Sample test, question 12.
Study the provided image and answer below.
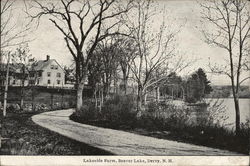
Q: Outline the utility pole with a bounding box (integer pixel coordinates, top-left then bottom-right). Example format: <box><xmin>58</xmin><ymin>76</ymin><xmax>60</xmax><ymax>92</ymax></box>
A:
<box><xmin>3</xmin><ymin>52</ymin><xmax>10</xmax><ymax>117</ymax></box>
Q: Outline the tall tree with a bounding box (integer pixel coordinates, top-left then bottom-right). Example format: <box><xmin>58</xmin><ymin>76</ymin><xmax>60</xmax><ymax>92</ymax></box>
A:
<box><xmin>200</xmin><ymin>0</ymin><xmax>250</xmax><ymax>134</ymax></box>
<box><xmin>126</xmin><ymin>0</ymin><xmax>177</xmax><ymax>114</ymax></box>
<box><xmin>124</xmin><ymin>0</ymin><xmax>189</xmax><ymax>114</ymax></box>
<box><xmin>184</xmin><ymin>68</ymin><xmax>212</xmax><ymax>103</ymax></box>
<box><xmin>196</xmin><ymin>68</ymin><xmax>213</xmax><ymax>96</ymax></box>
<box><xmin>95</xmin><ymin>38</ymin><xmax>120</xmax><ymax>97</ymax></box>
<box><xmin>1</xmin><ymin>0</ymin><xmax>31</xmax><ymax>116</ymax></box>
<box><xmin>12</xmin><ymin>44</ymin><xmax>34</xmax><ymax>110</ymax></box>
<box><xmin>116</xmin><ymin>37</ymin><xmax>137</xmax><ymax>94</ymax></box>
<box><xmin>29</xmin><ymin>0</ymin><xmax>133</xmax><ymax>111</ymax></box>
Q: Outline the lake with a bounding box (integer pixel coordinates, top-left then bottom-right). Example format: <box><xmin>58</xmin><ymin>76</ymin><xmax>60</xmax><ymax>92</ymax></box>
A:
<box><xmin>207</xmin><ymin>98</ymin><xmax>250</xmax><ymax>129</ymax></box>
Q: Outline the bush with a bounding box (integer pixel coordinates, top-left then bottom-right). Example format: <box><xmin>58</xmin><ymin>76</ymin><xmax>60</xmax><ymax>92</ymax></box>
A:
<box><xmin>101</xmin><ymin>94</ymin><xmax>137</xmax><ymax>126</ymax></box>
<box><xmin>146</xmin><ymin>101</ymin><xmax>160</xmax><ymax>113</ymax></box>
<box><xmin>7</xmin><ymin>104</ymin><xmax>20</xmax><ymax>113</ymax></box>
<box><xmin>71</xmin><ymin>99</ymin><xmax>100</xmax><ymax>122</ymax></box>
<box><xmin>70</xmin><ymin>95</ymin><xmax>137</xmax><ymax>129</ymax></box>
<box><xmin>137</xmin><ymin>102</ymin><xmax>192</xmax><ymax>131</ymax></box>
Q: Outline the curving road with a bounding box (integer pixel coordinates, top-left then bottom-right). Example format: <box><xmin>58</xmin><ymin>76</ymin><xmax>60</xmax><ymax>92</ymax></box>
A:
<box><xmin>32</xmin><ymin>109</ymin><xmax>240</xmax><ymax>155</ymax></box>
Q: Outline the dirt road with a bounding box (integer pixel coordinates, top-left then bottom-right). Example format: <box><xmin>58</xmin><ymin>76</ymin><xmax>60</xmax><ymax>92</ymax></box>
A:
<box><xmin>32</xmin><ymin>109</ymin><xmax>239</xmax><ymax>155</ymax></box>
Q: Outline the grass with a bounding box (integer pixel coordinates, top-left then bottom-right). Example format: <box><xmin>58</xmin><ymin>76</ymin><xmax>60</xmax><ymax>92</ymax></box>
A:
<box><xmin>0</xmin><ymin>111</ymin><xmax>112</xmax><ymax>155</ymax></box>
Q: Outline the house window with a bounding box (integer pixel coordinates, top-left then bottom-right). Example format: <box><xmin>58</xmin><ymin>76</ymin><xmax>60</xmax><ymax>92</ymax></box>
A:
<box><xmin>37</xmin><ymin>79</ymin><xmax>40</xmax><ymax>84</ymax></box>
<box><xmin>13</xmin><ymin>79</ymin><xmax>16</xmax><ymax>85</ymax></box>
<box><xmin>57</xmin><ymin>80</ymin><xmax>60</xmax><ymax>85</ymax></box>
<box><xmin>55</xmin><ymin>65</ymin><xmax>58</xmax><ymax>69</ymax></box>
<box><xmin>51</xmin><ymin>65</ymin><xmax>54</xmax><ymax>69</ymax></box>
<box><xmin>47</xmin><ymin>72</ymin><xmax>51</xmax><ymax>77</ymax></box>
<box><xmin>56</xmin><ymin>73</ymin><xmax>61</xmax><ymax>77</ymax></box>
<box><xmin>47</xmin><ymin>79</ymin><xmax>51</xmax><ymax>84</ymax></box>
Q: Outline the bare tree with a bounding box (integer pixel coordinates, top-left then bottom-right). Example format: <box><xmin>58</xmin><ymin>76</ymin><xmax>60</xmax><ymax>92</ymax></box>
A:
<box><xmin>87</xmin><ymin>48</ymin><xmax>103</xmax><ymax>109</ymax></box>
<box><xmin>125</xmin><ymin>0</ymin><xmax>180</xmax><ymax>115</ymax></box>
<box><xmin>12</xmin><ymin>44</ymin><xmax>34</xmax><ymax>110</ymax></box>
<box><xmin>1</xmin><ymin>0</ymin><xmax>31</xmax><ymax>116</ymax></box>
<box><xmin>1</xmin><ymin>0</ymin><xmax>30</xmax><ymax>49</ymax></box>
<box><xmin>95</xmin><ymin>38</ymin><xmax>120</xmax><ymax>97</ymax></box>
<box><xmin>91</xmin><ymin>36</ymin><xmax>137</xmax><ymax>96</ymax></box>
<box><xmin>28</xmin><ymin>0</ymin><xmax>133</xmax><ymax>111</ymax></box>
<box><xmin>2</xmin><ymin>52</ymin><xmax>11</xmax><ymax>117</ymax></box>
<box><xmin>115</xmin><ymin>37</ymin><xmax>137</xmax><ymax>94</ymax></box>
<box><xmin>200</xmin><ymin>0</ymin><xmax>250</xmax><ymax>134</ymax></box>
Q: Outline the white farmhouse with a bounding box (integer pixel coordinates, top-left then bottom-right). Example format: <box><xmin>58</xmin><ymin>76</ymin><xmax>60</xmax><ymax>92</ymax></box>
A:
<box><xmin>30</xmin><ymin>55</ymin><xmax>65</xmax><ymax>87</ymax></box>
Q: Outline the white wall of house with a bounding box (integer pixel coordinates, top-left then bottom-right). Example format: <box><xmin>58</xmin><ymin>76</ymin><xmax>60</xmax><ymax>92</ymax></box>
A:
<box><xmin>37</xmin><ymin>60</ymin><xmax>65</xmax><ymax>87</ymax></box>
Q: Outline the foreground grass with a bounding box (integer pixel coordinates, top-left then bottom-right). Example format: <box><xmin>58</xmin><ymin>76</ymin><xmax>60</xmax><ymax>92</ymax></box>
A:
<box><xmin>0</xmin><ymin>111</ymin><xmax>111</xmax><ymax>155</ymax></box>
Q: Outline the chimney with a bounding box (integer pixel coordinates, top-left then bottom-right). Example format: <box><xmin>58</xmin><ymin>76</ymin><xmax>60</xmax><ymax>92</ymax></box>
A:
<box><xmin>46</xmin><ymin>55</ymin><xmax>50</xmax><ymax>61</ymax></box>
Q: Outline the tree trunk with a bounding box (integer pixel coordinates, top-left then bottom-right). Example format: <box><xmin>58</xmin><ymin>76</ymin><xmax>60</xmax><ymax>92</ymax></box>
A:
<box><xmin>123</xmin><ymin>76</ymin><xmax>128</xmax><ymax>95</ymax></box>
<box><xmin>234</xmin><ymin>94</ymin><xmax>240</xmax><ymax>135</ymax></box>
<box><xmin>76</xmin><ymin>80</ymin><xmax>84</xmax><ymax>111</ymax></box>
<box><xmin>31</xmin><ymin>86</ymin><xmax>35</xmax><ymax>111</ymax></box>
<box><xmin>3</xmin><ymin>53</ymin><xmax>10</xmax><ymax>117</ymax></box>
<box><xmin>101</xmin><ymin>87</ymin><xmax>104</xmax><ymax>106</ymax></box>
<box><xmin>20</xmin><ymin>93</ymin><xmax>24</xmax><ymax>109</ymax></box>
<box><xmin>94</xmin><ymin>88</ymin><xmax>98</xmax><ymax>109</ymax></box>
<box><xmin>113</xmin><ymin>71</ymin><xmax>118</xmax><ymax>94</ymax></box>
<box><xmin>20</xmin><ymin>80</ymin><xmax>25</xmax><ymax>110</ymax></box>
<box><xmin>76</xmin><ymin>66</ymin><xmax>88</xmax><ymax>111</ymax></box>
<box><xmin>156</xmin><ymin>87</ymin><xmax>160</xmax><ymax>102</ymax></box>
<box><xmin>98</xmin><ymin>85</ymin><xmax>102</xmax><ymax>112</ymax></box>
<box><xmin>144</xmin><ymin>90</ymin><xmax>147</xmax><ymax>105</ymax></box>
<box><xmin>136</xmin><ymin>84</ymin><xmax>143</xmax><ymax>117</ymax></box>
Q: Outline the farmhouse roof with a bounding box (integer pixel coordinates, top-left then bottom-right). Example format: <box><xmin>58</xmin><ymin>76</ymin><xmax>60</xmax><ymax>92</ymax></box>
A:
<box><xmin>32</xmin><ymin>59</ymin><xmax>53</xmax><ymax>71</ymax></box>
<box><xmin>32</xmin><ymin>58</ymin><xmax>64</xmax><ymax>72</ymax></box>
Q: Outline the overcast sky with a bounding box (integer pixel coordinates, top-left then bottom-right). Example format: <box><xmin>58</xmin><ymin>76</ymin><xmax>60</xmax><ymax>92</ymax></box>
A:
<box><xmin>5</xmin><ymin>0</ymin><xmax>250</xmax><ymax>86</ymax></box>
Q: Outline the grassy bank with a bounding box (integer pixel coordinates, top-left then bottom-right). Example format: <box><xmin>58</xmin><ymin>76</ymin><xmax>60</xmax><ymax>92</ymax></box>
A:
<box><xmin>0</xmin><ymin>111</ymin><xmax>111</xmax><ymax>155</ymax></box>
<box><xmin>70</xmin><ymin>95</ymin><xmax>250</xmax><ymax>155</ymax></box>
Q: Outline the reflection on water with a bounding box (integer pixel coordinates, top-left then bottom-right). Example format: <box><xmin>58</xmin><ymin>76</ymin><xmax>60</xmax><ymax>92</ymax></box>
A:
<box><xmin>207</xmin><ymin>98</ymin><xmax>250</xmax><ymax>129</ymax></box>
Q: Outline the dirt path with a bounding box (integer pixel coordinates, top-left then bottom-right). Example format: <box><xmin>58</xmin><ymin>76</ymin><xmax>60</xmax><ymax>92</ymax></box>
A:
<box><xmin>32</xmin><ymin>109</ymin><xmax>240</xmax><ymax>155</ymax></box>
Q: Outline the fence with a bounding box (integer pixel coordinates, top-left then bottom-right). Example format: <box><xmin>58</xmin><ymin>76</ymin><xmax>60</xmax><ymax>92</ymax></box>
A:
<box><xmin>0</xmin><ymin>86</ymin><xmax>91</xmax><ymax>111</ymax></box>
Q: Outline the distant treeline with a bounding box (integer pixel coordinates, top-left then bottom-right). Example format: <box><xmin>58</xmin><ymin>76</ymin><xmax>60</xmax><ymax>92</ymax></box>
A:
<box><xmin>206</xmin><ymin>85</ymin><xmax>250</xmax><ymax>98</ymax></box>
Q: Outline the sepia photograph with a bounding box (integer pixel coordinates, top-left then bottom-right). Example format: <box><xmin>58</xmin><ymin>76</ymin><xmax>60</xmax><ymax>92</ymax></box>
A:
<box><xmin>0</xmin><ymin>0</ymin><xmax>249</xmax><ymax>165</ymax></box>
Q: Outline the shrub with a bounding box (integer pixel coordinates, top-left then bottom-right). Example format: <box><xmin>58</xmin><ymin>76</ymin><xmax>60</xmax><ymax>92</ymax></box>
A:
<box><xmin>138</xmin><ymin>102</ymin><xmax>192</xmax><ymax>131</ymax></box>
<box><xmin>72</xmin><ymin>99</ymin><xmax>100</xmax><ymax>122</ymax></box>
<box><xmin>238</xmin><ymin>119</ymin><xmax>250</xmax><ymax>139</ymax></box>
<box><xmin>101</xmin><ymin>94</ymin><xmax>137</xmax><ymax>126</ymax></box>
<box><xmin>146</xmin><ymin>101</ymin><xmax>160</xmax><ymax>113</ymax></box>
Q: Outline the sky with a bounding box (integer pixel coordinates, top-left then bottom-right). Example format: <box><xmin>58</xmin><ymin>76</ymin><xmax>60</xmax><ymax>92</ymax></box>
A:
<box><xmin>3</xmin><ymin>0</ymin><xmax>250</xmax><ymax>86</ymax></box>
